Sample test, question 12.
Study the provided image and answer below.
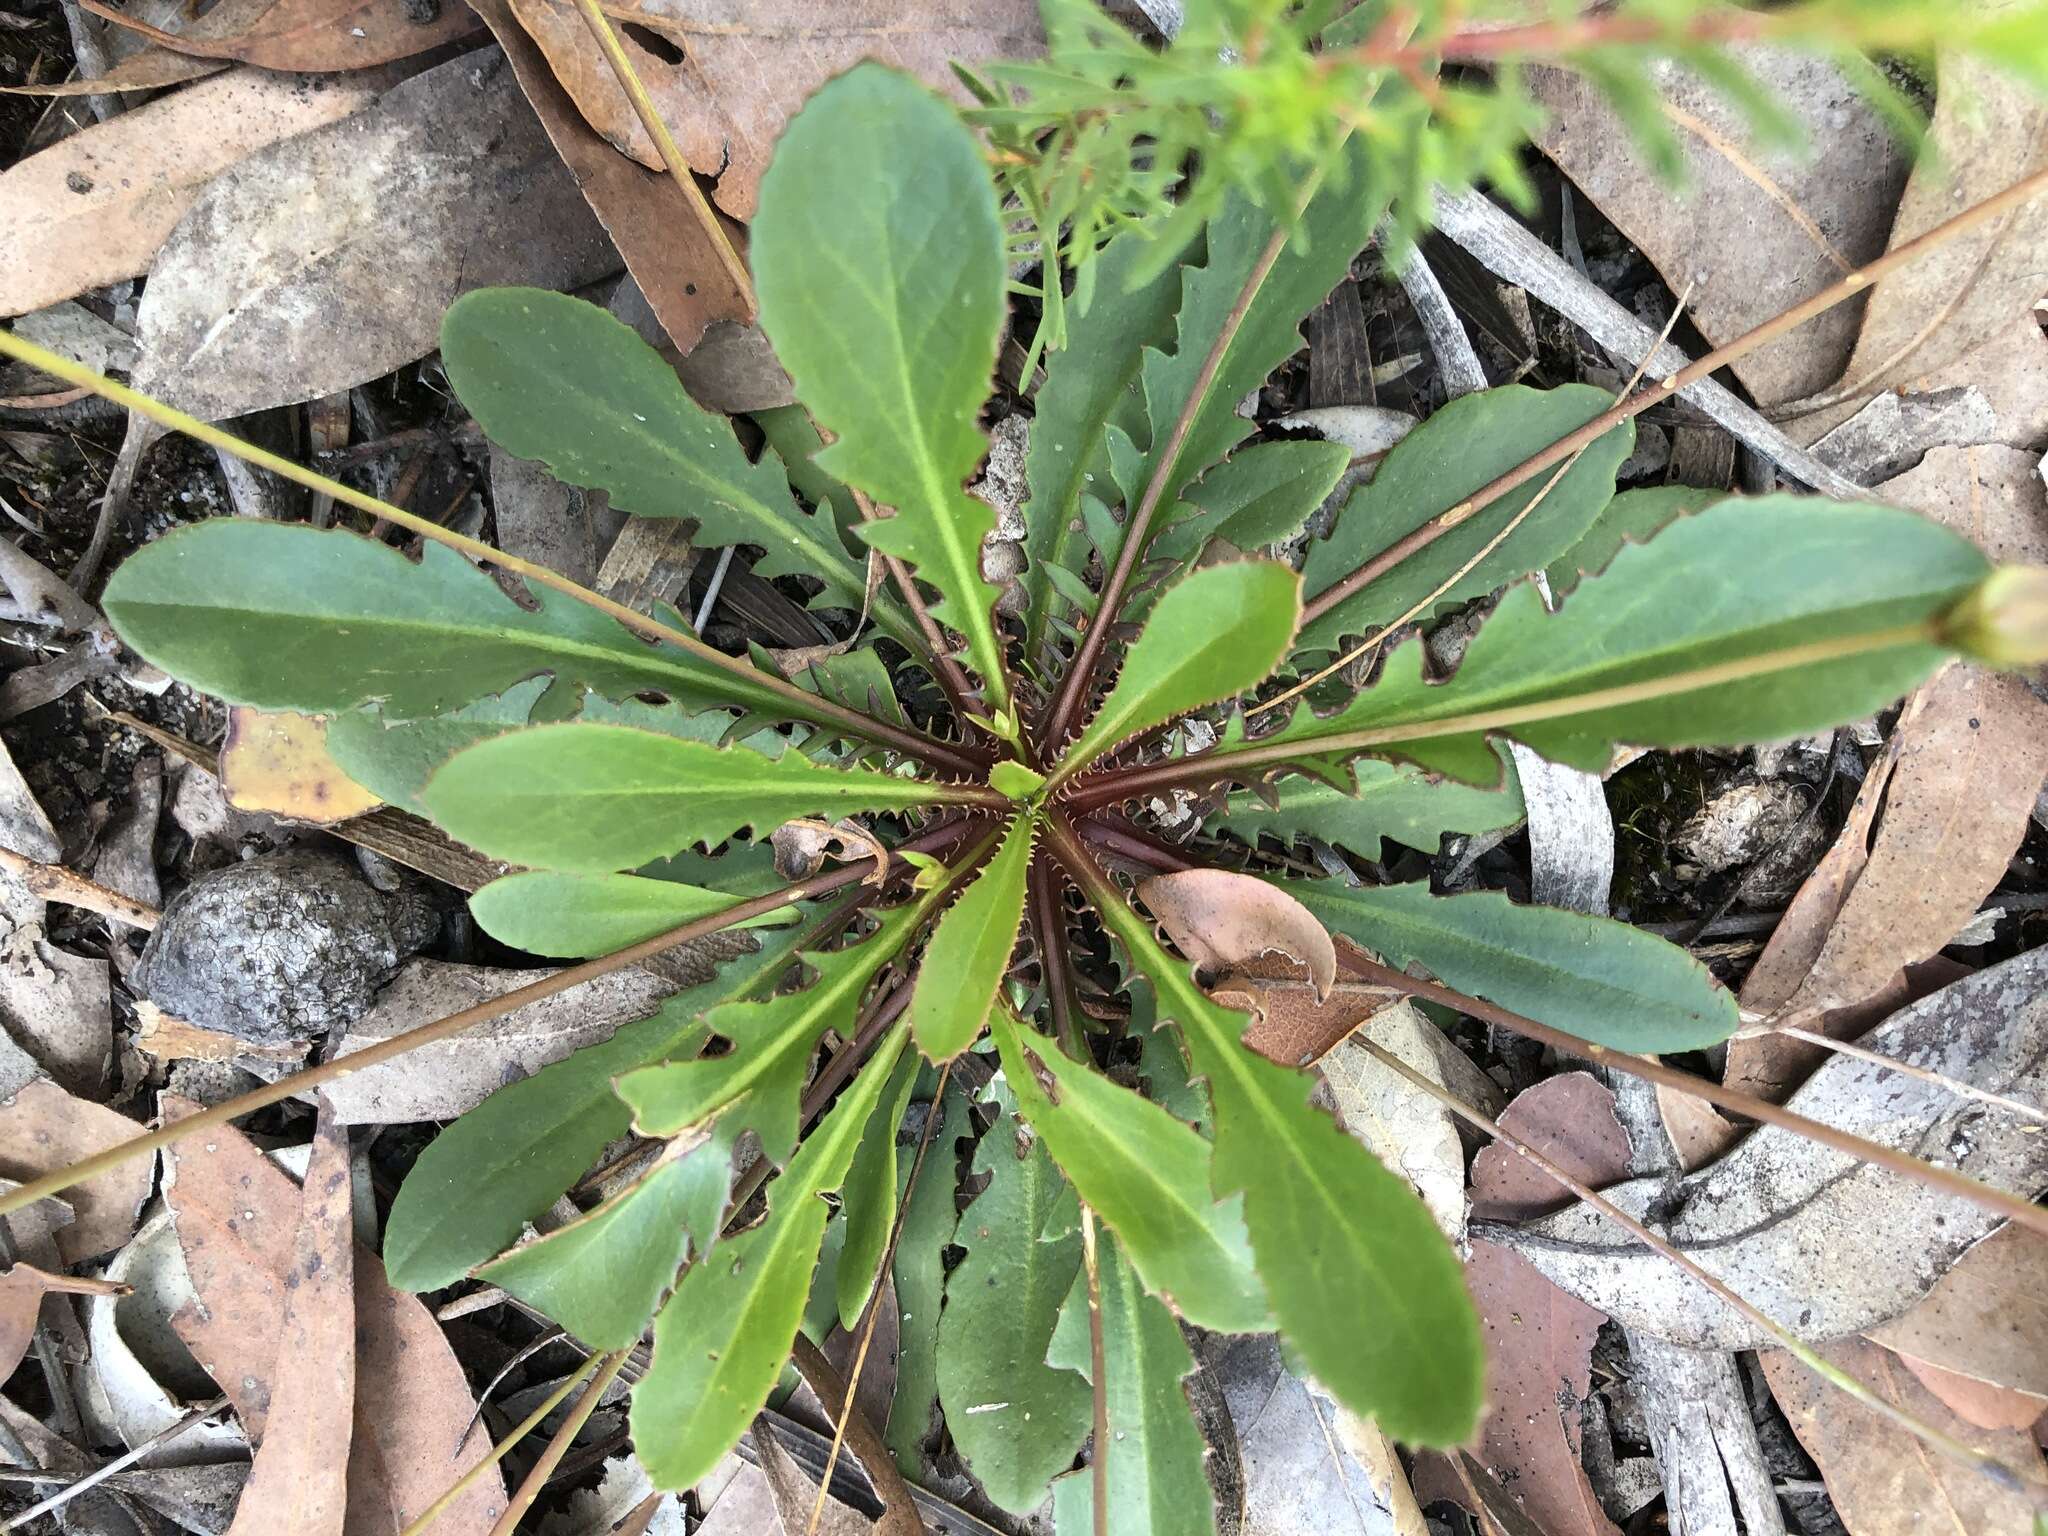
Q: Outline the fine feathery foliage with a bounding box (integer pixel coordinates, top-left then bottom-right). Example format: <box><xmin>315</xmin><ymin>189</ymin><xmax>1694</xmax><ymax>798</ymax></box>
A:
<box><xmin>86</xmin><ymin>57</ymin><xmax>2048</xmax><ymax>1534</ymax></box>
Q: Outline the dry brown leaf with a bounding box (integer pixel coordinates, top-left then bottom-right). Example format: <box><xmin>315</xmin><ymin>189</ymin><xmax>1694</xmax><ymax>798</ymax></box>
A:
<box><xmin>161</xmin><ymin>1099</ymin><xmax>507</xmax><ymax>1533</ymax></box>
<box><xmin>0</xmin><ymin>1078</ymin><xmax>150</xmax><ymax>1263</ymax></box>
<box><xmin>0</xmin><ymin>1258</ymin><xmax>121</xmax><ymax>1386</ymax></box>
<box><xmin>0</xmin><ymin>47</ymin><xmax>225</xmax><ymax>95</ymax></box>
<box><xmin>220</xmin><ymin>709</ymin><xmax>382</xmax><ymax>825</ymax></box>
<box><xmin>1894</xmin><ymin>1356</ymin><xmax>2046</xmax><ymax>1434</ymax></box>
<box><xmin>1881</xmin><ymin>443</ymin><xmax>2048</xmax><ymax>565</ymax></box>
<box><xmin>81</xmin><ymin>0</ymin><xmax>480</xmax><ymax>72</ymax></box>
<box><xmin>1651</xmin><ymin>1083</ymin><xmax>1738</xmax><ymax>1172</ymax></box>
<box><xmin>1316</xmin><ymin>1001</ymin><xmax>1469</xmax><ymax>1242</ymax></box>
<box><xmin>504</xmin><ymin>0</ymin><xmax>1041</xmax><ymax>217</ymax></box>
<box><xmin>1415</xmin><ymin>1073</ymin><xmax>1629</xmax><ymax>1536</ymax></box>
<box><xmin>1774</xmin><ymin>665</ymin><xmax>2048</xmax><ymax>1024</ymax></box>
<box><xmin>1530</xmin><ymin>47</ymin><xmax>1906</xmax><ymax>406</ymax></box>
<box><xmin>469</xmin><ymin>0</ymin><xmax>751</xmax><ymax>357</ymax></box>
<box><xmin>1760</xmin><ymin>1337</ymin><xmax>2047</xmax><ymax>1536</ymax></box>
<box><xmin>771</xmin><ymin>817</ymin><xmax>890</xmax><ymax>884</ymax></box>
<box><xmin>1212</xmin><ymin>968</ymin><xmax>1402</xmax><ymax>1067</ymax></box>
<box><xmin>1788</xmin><ymin>35</ymin><xmax>2048</xmax><ymax>431</ymax></box>
<box><xmin>0</xmin><ymin>66</ymin><xmax>391</xmax><ymax>320</ymax></box>
<box><xmin>1868</xmin><ymin>1224</ymin><xmax>2048</xmax><ymax>1427</ymax></box>
<box><xmin>1138</xmin><ymin>869</ymin><xmax>1337</xmax><ymax>1000</ymax></box>
<box><xmin>224</xmin><ymin>1104</ymin><xmax>355</xmax><ymax>1536</ymax></box>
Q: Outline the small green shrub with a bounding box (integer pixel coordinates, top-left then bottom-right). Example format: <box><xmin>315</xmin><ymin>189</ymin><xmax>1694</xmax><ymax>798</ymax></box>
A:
<box><xmin>99</xmin><ymin>60</ymin><xmax>2034</xmax><ymax>1529</ymax></box>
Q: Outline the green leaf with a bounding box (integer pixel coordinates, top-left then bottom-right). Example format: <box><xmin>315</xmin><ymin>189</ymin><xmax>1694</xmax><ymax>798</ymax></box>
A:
<box><xmin>440</xmin><ymin>288</ymin><xmax>906</xmax><ymax>644</ymax></box>
<box><xmin>632</xmin><ymin>1027</ymin><xmax>912</xmax><ymax>1491</ymax></box>
<box><xmin>421</xmin><ymin>723</ymin><xmax>976</xmax><ymax>874</ymax></box>
<box><xmin>1543</xmin><ymin>484</ymin><xmax>1724</xmax><ymax>597</ymax></box>
<box><xmin>908</xmin><ymin>814</ymin><xmax>1035</xmax><ymax>1061</ymax></box>
<box><xmin>102</xmin><ymin>521</ymin><xmax>801</xmax><ymax>724</ymax></box>
<box><xmin>752</xmin><ymin>404</ymin><xmax>862</xmax><ymax>539</ymax></box>
<box><xmin>616</xmin><ymin>897</ymin><xmax>928</xmax><ymax>1163</ymax></box>
<box><xmin>467</xmin><ymin>871</ymin><xmax>794</xmax><ymax>959</ymax></box>
<box><xmin>325</xmin><ymin>678</ymin><xmax>550</xmax><ymax>815</ymax></box>
<box><xmin>1297</xmin><ymin>384</ymin><xmax>1634</xmax><ymax>651</ymax></box>
<box><xmin>834</xmin><ymin>1048</ymin><xmax>919</xmax><ymax>1331</ymax></box>
<box><xmin>383</xmin><ymin>924</ymin><xmax>809</xmax><ymax>1291</ymax></box>
<box><xmin>937</xmin><ymin>1087</ymin><xmax>1092</xmax><ymax>1515</ymax></box>
<box><xmin>1132</xmin><ymin>139</ymin><xmax>1384</xmax><ymax>519</ymax></box>
<box><xmin>753</xmin><ymin>63</ymin><xmax>1012</xmax><ymax>714</ymax></box>
<box><xmin>1021</xmin><ymin>227</ymin><xmax>1187</xmax><ymax>665</ymax></box>
<box><xmin>1058</xmin><ymin>560</ymin><xmax>1302</xmax><ymax>777</ymax></box>
<box><xmin>1048</xmin><ymin>1234</ymin><xmax>1217</xmax><ymax>1536</ymax></box>
<box><xmin>1287</xmin><ymin>879</ymin><xmax>1737</xmax><ymax>1051</ymax></box>
<box><xmin>1093</xmin><ymin>888</ymin><xmax>1483</xmax><ymax>1446</ymax></box>
<box><xmin>1229</xmin><ymin>498</ymin><xmax>1992</xmax><ymax>786</ymax></box>
<box><xmin>1154</xmin><ymin>437</ymin><xmax>1352</xmax><ymax>563</ymax></box>
<box><xmin>477</xmin><ymin>1129</ymin><xmax>739</xmax><ymax>1348</ymax></box>
<box><xmin>886</xmin><ymin>1076</ymin><xmax>973</xmax><ymax>1478</ymax></box>
<box><xmin>1212</xmin><ymin>750</ymin><xmax>1526</xmax><ymax>861</ymax></box>
<box><xmin>991</xmin><ymin>1009</ymin><xmax>1268</xmax><ymax>1333</ymax></box>
<box><xmin>991</xmin><ymin>760</ymin><xmax>1047</xmax><ymax>800</ymax></box>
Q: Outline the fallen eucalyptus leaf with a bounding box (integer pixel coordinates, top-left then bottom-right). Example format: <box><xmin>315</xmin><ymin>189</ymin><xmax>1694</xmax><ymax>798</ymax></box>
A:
<box><xmin>1139</xmin><ymin>869</ymin><xmax>1336</xmax><ymax>1001</ymax></box>
<box><xmin>1479</xmin><ymin>949</ymin><xmax>2048</xmax><ymax>1350</ymax></box>
<box><xmin>1317</xmin><ymin>1001</ymin><xmax>1469</xmax><ymax>1243</ymax></box>
<box><xmin>134</xmin><ymin>48</ymin><xmax>616</xmax><ymax>420</ymax></box>
<box><xmin>1866</xmin><ymin>1223</ymin><xmax>2048</xmax><ymax>1421</ymax></box>
<box><xmin>0</xmin><ymin>1078</ymin><xmax>149</xmax><ymax>1263</ymax></box>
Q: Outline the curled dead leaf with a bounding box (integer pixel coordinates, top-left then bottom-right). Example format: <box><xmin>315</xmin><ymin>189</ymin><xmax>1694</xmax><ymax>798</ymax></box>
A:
<box><xmin>1139</xmin><ymin>869</ymin><xmax>1337</xmax><ymax>1001</ymax></box>
<box><xmin>771</xmin><ymin>818</ymin><xmax>890</xmax><ymax>885</ymax></box>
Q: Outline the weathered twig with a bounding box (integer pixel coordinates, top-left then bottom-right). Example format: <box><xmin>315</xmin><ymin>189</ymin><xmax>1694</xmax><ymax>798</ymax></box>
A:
<box><xmin>0</xmin><ymin>846</ymin><xmax>157</xmax><ymax>929</ymax></box>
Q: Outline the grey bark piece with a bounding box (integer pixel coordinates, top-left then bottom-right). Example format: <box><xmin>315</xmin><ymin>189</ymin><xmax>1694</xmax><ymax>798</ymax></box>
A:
<box><xmin>1481</xmin><ymin>947</ymin><xmax>2048</xmax><ymax>1351</ymax></box>
<box><xmin>489</xmin><ymin>446</ymin><xmax>624</xmax><ymax>591</ymax></box>
<box><xmin>1391</xmin><ymin>237</ymin><xmax>1489</xmax><ymax>398</ymax></box>
<box><xmin>1809</xmin><ymin>387</ymin><xmax>1999</xmax><ymax>486</ymax></box>
<box><xmin>1508</xmin><ymin>744</ymin><xmax>1612</xmax><ymax>917</ymax></box>
<box><xmin>1429</xmin><ymin>190</ymin><xmax>1865</xmax><ymax>501</ymax></box>
<box><xmin>314</xmin><ymin>957</ymin><xmax>677</xmax><ymax>1124</ymax></box>
<box><xmin>136</xmin><ymin>851</ymin><xmax>439</xmax><ymax>1046</ymax></box>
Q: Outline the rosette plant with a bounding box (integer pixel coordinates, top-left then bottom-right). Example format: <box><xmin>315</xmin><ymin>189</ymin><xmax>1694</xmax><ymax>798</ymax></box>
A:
<box><xmin>43</xmin><ymin>58</ymin><xmax>2044</xmax><ymax>1535</ymax></box>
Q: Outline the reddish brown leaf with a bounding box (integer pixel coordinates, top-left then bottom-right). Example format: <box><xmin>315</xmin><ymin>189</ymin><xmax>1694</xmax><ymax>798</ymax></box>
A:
<box><xmin>1867</xmin><ymin>1224</ymin><xmax>2048</xmax><ymax>1430</ymax></box>
<box><xmin>225</xmin><ymin>1104</ymin><xmax>355</xmax><ymax>1536</ymax></box>
<box><xmin>0</xmin><ymin>1079</ymin><xmax>151</xmax><ymax>1264</ymax></box>
<box><xmin>1212</xmin><ymin>967</ymin><xmax>1405</xmax><ymax>1068</ymax></box>
<box><xmin>1138</xmin><ymin>869</ymin><xmax>1337</xmax><ymax>1000</ymax></box>
<box><xmin>467</xmin><ymin>0</ymin><xmax>752</xmax><ymax>357</ymax></box>
<box><xmin>1417</xmin><ymin>1073</ymin><xmax>1630</xmax><ymax>1536</ymax></box>
<box><xmin>1761</xmin><ymin>1338</ymin><xmax>2047</xmax><ymax>1536</ymax></box>
<box><xmin>80</xmin><ymin>0</ymin><xmax>480</xmax><ymax>72</ymax></box>
<box><xmin>0</xmin><ymin>1257</ymin><xmax>123</xmax><ymax>1386</ymax></box>
<box><xmin>502</xmin><ymin>0</ymin><xmax>1041</xmax><ymax>218</ymax></box>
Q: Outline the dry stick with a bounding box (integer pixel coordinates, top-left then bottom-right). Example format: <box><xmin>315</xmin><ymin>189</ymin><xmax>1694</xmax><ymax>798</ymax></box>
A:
<box><xmin>400</xmin><ymin>1355</ymin><xmax>603</xmax><ymax>1536</ymax></box>
<box><xmin>1039</xmin><ymin>138</ymin><xmax>1351</xmax><ymax>756</ymax></box>
<box><xmin>1065</xmin><ymin>620</ymin><xmax>1943</xmax><ymax>809</ymax></box>
<box><xmin>1350</xmin><ymin>1037</ymin><xmax>2048</xmax><ymax>1501</ymax></box>
<box><xmin>785</xmin><ymin>1335</ymin><xmax>921</xmax><ymax>1534</ymax></box>
<box><xmin>1251</xmin><ymin>280</ymin><xmax>1695</xmax><ymax>722</ymax></box>
<box><xmin>1050</xmin><ymin>812</ymin><xmax>2048</xmax><ymax>1238</ymax></box>
<box><xmin>0</xmin><ymin>822</ymin><xmax>982</xmax><ymax>1225</ymax></box>
<box><xmin>1334</xmin><ymin>946</ymin><xmax>2048</xmax><ymax>1240</ymax></box>
<box><xmin>803</xmin><ymin>1054</ymin><xmax>955</xmax><ymax>1536</ymax></box>
<box><xmin>1078</xmin><ymin>1206</ymin><xmax>1109</xmax><ymax>1536</ymax></box>
<box><xmin>1300</xmin><ymin>162</ymin><xmax>2048</xmax><ymax>629</ymax></box>
<box><xmin>0</xmin><ymin>333</ymin><xmax>993</xmax><ymax>782</ymax></box>
<box><xmin>1746</xmin><ymin>1020</ymin><xmax>2048</xmax><ymax>1127</ymax></box>
<box><xmin>571</xmin><ymin>0</ymin><xmax>754</xmax><ymax>317</ymax></box>
<box><xmin>484</xmin><ymin>1350</ymin><xmax>631</xmax><ymax>1536</ymax></box>
<box><xmin>0</xmin><ymin>846</ymin><xmax>157</xmax><ymax>928</ymax></box>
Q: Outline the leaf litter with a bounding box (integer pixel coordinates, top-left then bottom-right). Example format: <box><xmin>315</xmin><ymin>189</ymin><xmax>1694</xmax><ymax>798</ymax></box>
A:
<box><xmin>3</xmin><ymin>8</ymin><xmax>2048</xmax><ymax>1533</ymax></box>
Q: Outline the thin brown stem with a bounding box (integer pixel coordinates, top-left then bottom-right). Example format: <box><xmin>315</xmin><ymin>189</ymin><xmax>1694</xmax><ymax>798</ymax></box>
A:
<box><xmin>0</xmin><ymin>332</ymin><xmax>988</xmax><ymax>779</ymax></box>
<box><xmin>1030</xmin><ymin>853</ymin><xmax>1083</xmax><ymax>1054</ymax></box>
<box><xmin>1352</xmin><ymin>1036</ymin><xmax>2047</xmax><ymax>1498</ymax></box>
<box><xmin>401</xmin><ymin>1356</ymin><xmax>601</xmax><ymax>1536</ymax></box>
<box><xmin>0</xmin><ymin>819</ymin><xmax>983</xmax><ymax>1225</ymax></box>
<box><xmin>1040</xmin><ymin>138</ymin><xmax>1350</xmax><ymax>755</ymax></box>
<box><xmin>804</xmin><ymin>1057</ymin><xmax>954</xmax><ymax>1536</ymax></box>
<box><xmin>786</xmin><ymin>1335</ymin><xmax>921</xmax><ymax>1536</ymax></box>
<box><xmin>570</xmin><ymin>0</ymin><xmax>754</xmax><ymax>316</ymax></box>
<box><xmin>1336</xmin><ymin>947</ymin><xmax>2048</xmax><ymax>1240</ymax></box>
<box><xmin>484</xmin><ymin>1351</ymin><xmax>630</xmax><ymax>1536</ymax></box>
<box><xmin>1298</xmin><ymin>163</ymin><xmax>2048</xmax><ymax>629</ymax></box>
<box><xmin>1080</xmin><ymin>1206</ymin><xmax>1110</xmax><ymax>1536</ymax></box>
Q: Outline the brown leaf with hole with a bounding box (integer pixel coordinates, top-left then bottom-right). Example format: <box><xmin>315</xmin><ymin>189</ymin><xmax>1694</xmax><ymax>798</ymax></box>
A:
<box><xmin>80</xmin><ymin>0</ymin><xmax>481</xmax><ymax>72</ymax></box>
<box><xmin>469</xmin><ymin>0</ymin><xmax>751</xmax><ymax>357</ymax></box>
<box><xmin>1867</xmin><ymin>1224</ymin><xmax>2048</xmax><ymax>1431</ymax></box>
<box><xmin>1530</xmin><ymin>47</ymin><xmax>1906</xmax><ymax>406</ymax></box>
<box><xmin>221</xmin><ymin>709</ymin><xmax>382</xmax><ymax>825</ymax></box>
<box><xmin>224</xmin><ymin>1103</ymin><xmax>355</xmax><ymax>1536</ymax></box>
<box><xmin>160</xmin><ymin>1098</ymin><xmax>506</xmax><ymax>1531</ymax></box>
<box><xmin>1414</xmin><ymin>1072</ymin><xmax>1629</xmax><ymax>1536</ymax></box>
<box><xmin>0</xmin><ymin>65</ymin><xmax>392</xmax><ymax>320</ymax></box>
<box><xmin>0</xmin><ymin>1079</ymin><xmax>150</xmax><ymax>1264</ymax></box>
<box><xmin>503</xmin><ymin>0</ymin><xmax>1042</xmax><ymax>218</ymax></box>
<box><xmin>1138</xmin><ymin>869</ymin><xmax>1337</xmax><ymax>1001</ymax></box>
<box><xmin>1785</xmin><ymin>34</ymin><xmax>2048</xmax><ymax>435</ymax></box>
<box><xmin>1760</xmin><ymin>1337</ymin><xmax>2046</xmax><ymax>1536</ymax></box>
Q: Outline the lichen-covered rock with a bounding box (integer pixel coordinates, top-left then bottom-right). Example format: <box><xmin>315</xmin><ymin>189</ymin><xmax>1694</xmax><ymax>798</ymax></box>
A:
<box><xmin>137</xmin><ymin>851</ymin><xmax>439</xmax><ymax>1046</ymax></box>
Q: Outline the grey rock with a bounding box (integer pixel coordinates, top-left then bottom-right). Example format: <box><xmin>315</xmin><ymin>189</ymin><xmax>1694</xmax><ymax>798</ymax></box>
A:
<box><xmin>136</xmin><ymin>851</ymin><xmax>438</xmax><ymax>1046</ymax></box>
